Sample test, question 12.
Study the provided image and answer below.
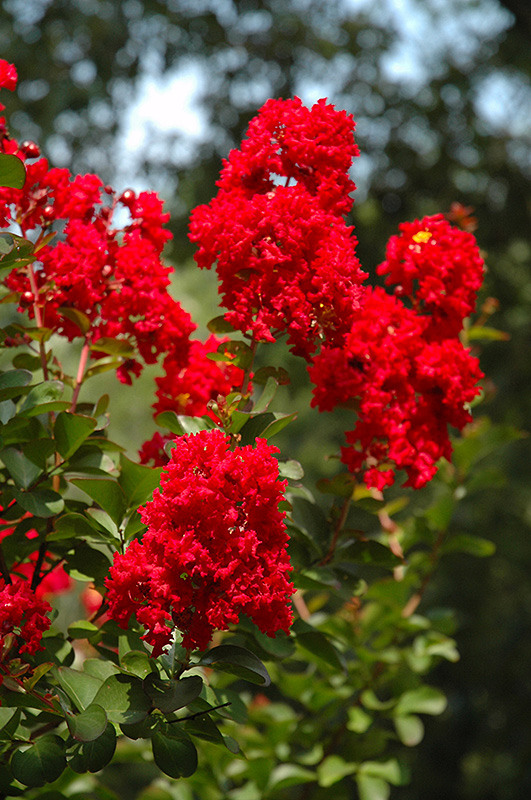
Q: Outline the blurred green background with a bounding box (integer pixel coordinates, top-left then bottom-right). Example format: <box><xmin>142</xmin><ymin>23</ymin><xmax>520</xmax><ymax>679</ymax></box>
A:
<box><xmin>1</xmin><ymin>0</ymin><xmax>530</xmax><ymax>796</ymax></box>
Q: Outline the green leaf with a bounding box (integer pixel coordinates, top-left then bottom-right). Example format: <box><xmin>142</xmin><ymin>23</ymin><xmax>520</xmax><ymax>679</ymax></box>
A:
<box><xmin>64</xmin><ymin>542</ymin><xmax>111</xmax><ymax>583</ymax></box>
<box><xmin>336</xmin><ymin>539</ymin><xmax>401</xmax><ymax>569</ymax></box>
<box><xmin>358</xmin><ymin>760</ymin><xmax>403</xmax><ymax>785</ymax></box>
<box><xmin>11</xmin><ymin>487</ymin><xmax>64</xmax><ymax>518</ymax></box>
<box><xmin>69</xmin><ymin>477</ymin><xmax>126</xmax><ymax>525</ymax></box>
<box><xmin>18</xmin><ymin>381</ymin><xmax>64</xmax><ymax>416</ymax></box>
<box><xmin>252</xmin><ymin>366</ymin><xmax>290</xmax><ymax>386</ymax></box>
<box><xmin>239</xmin><ymin>411</ymin><xmax>297</xmax><ymax>446</ymax></box>
<box><xmin>317</xmin><ymin>756</ymin><xmax>357</xmax><ymax>787</ymax></box>
<box><xmin>206</xmin><ymin>315</ymin><xmax>235</xmax><ymax>334</ymax></box>
<box><xmin>212</xmin><ymin>339</ymin><xmax>253</xmax><ymax>369</ymax></box>
<box><xmin>184</xmin><ymin>714</ymin><xmax>225</xmax><ymax>746</ymax></box>
<box><xmin>347</xmin><ymin>706</ymin><xmax>373</xmax><ymax>734</ymax></box>
<box><xmin>278</xmin><ymin>459</ymin><xmax>304</xmax><ymax>480</ymax></box>
<box><xmin>58</xmin><ymin>307</ymin><xmax>91</xmax><ymax>335</ymax></box>
<box><xmin>48</xmin><ymin>512</ymin><xmax>104</xmax><ymax>542</ymax></box>
<box><xmin>92</xmin><ymin>673</ymin><xmax>151</xmax><ymax>724</ymax></box>
<box><xmin>0</xmin><ymin>369</ymin><xmax>33</xmax><ymax>398</ymax></box>
<box><xmin>152</xmin><ymin>731</ymin><xmax>198</xmax><ymax>779</ymax></box>
<box><xmin>394</xmin><ymin>715</ymin><xmax>424</xmax><ymax>746</ymax></box>
<box><xmin>317</xmin><ymin>473</ymin><xmax>356</xmax><ymax>498</ymax></box>
<box><xmin>294</xmin><ymin>627</ymin><xmax>345</xmax><ymax>672</ymax></box>
<box><xmin>394</xmin><ymin>686</ymin><xmax>447</xmax><ymax>717</ymax></box>
<box><xmin>53</xmin><ymin>666</ymin><xmax>103</xmax><ymax>711</ymax></box>
<box><xmin>0</xmin><ymin>447</ymin><xmax>43</xmax><ymax>488</ymax></box>
<box><xmin>67</xmin><ymin>620</ymin><xmax>100</xmax><ymax>640</ymax></box>
<box><xmin>0</xmin><ymin>153</ymin><xmax>26</xmax><ymax>189</ymax></box>
<box><xmin>467</xmin><ymin>325</ymin><xmax>510</xmax><ymax>341</ymax></box>
<box><xmin>0</xmin><ymin>233</ymin><xmax>35</xmax><ymax>277</ymax></box>
<box><xmin>268</xmin><ymin>764</ymin><xmax>315</xmax><ymax>791</ymax></box>
<box><xmin>69</xmin><ymin>723</ymin><xmax>116</xmax><ymax>773</ymax></box>
<box><xmin>119</xmin><ymin>454</ymin><xmax>162</xmax><ymax>509</ymax></box>
<box><xmin>356</xmin><ymin>774</ymin><xmax>390</xmax><ymax>800</ymax></box>
<box><xmin>10</xmin><ymin>736</ymin><xmax>66</xmax><ymax>788</ymax></box>
<box><xmin>198</xmin><ymin>644</ymin><xmax>271</xmax><ymax>686</ymax></box>
<box><xmin>90</xmin><ymin>337</ymin><xmax>135</xmax><ymax>355</ymax></box>
<box><xmin>54</xmin><ymin>412</ymin><xmax>97</xmax><ymax>460</ymax></box>
<box><xmin>120</xmin><ymin>650</ymin><xmax>156</xmax><ymax>679</ymax></box>
<box><xmin>441</xmin><ymin>534</ymin><xmax>496</xmax><ymax>557</ymax></box>
<box><xmin>144</xmin><ymin>674</ymin><xmax>203</xmax><ymax>713</ymax></box>
<box><xmin>67</xmin><ymin>703</ymin><xmax>107</xmax><ymax>742</ymax></box>
<box><xmin>252</xmin><ymin>376</ymin><xmax>278</xmax><ymax>414</ymax></box>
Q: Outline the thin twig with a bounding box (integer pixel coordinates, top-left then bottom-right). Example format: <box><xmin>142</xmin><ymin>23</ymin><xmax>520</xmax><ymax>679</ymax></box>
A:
<box><xmin>320</xmin><ymin>497</ymin><xmax>351</xmax><ymax>565</ymax></box>
<box><xmin>69</xmin><ymin>337</ymin><xmax>91</xmax><ymax>412</ymax></box>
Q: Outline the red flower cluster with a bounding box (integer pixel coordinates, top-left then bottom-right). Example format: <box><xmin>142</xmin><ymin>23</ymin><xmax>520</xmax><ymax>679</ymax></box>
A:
<box><xmin>377</xmin><ymin>214</ymin><xmax>485</xmax><ymax>339</ymax></box>
<box><xmin>0</xmin><ymin>61</ymin><xmax>194</xmax><ymax>383</ymax></box>
<box><xmin>0</xmin><ymin>577</ymin><xmax>51</xmax><ymax>657</ymax></box>
<box><xmin>189</xmin><ymin>97</ymin><xmax>366</xmax><ymax>358</ymax></box>
<box><xmin>106</xmin><ymin>429</ymin><xmax>294</xmax><ymax>655</ymax></box>
<box><xmin>310</xmin><ymin>221</ymin><xmax>484</xmax><ymax>489</ymax></box>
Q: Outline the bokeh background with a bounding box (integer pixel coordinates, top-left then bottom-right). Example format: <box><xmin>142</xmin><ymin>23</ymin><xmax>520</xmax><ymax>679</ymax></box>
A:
<box><xmin>1</xmin><ymin>1</ymin><xmax>530</xmax><ymax>797</ymax></box>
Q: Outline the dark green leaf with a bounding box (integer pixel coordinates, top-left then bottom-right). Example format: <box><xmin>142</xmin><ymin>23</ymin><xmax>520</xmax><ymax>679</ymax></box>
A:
<box><xmin>67</xmin><ymin>620</ymin><xmax>100</xmax><ymax>640</ymax></box>
<box><xmin>184</xmin><ymin>714</ymin><xmax>225</xmax><ymax>746</ymax></box>
<box><xmin>92</xmin><ymin>673</ymin><xmax>151</xmax><ymax>724</ymax></box>
<box><xmin>293</xmin><ymin>624</ymin><xmax>345</xmax><ymax>672</ymax></box>
<box><xmin>64</xmin><ymin>542</ymin><xmax>111</xmax><ymax>583</ymax></box>
<box><xmin>252</xmin><ymin>376</ymin><xmax>278</xmax><ymax>414</ymax></box>
<box><xmin>151</xmin><ymin>731</ymin><xmax>198</xmax><ymax>779</ymax></box>
<box><xmin>206</xmin><ymin>315</ymin><xmax>235</xmax><ymax>333</ymax></box>
<box><xmin>0</xmin><ymin>447</ymin><xmax>43</xmax><ymax>488</ymax></box>
<box><xmin>198</xmin><ymin>644</ymin><xmax>270</xmax><ymax>687</ymax></box>
<box><xmin>49</xmin><ymin>513</ymin><xmax>104</xmax><ymax>543</ymax></box>
<box><xmin>144</xmin><ymin>674</ymin><xmax>203</xmax><ymax>713</ymax></box>
<box><xmin>11</xmin><ymin>487</ymin><xmax>64</xmax><ymax>518</ymax></box>
<box><xmin>0</xmin><ymin>368</ymin><xmax>33</xmax><ymax>397</ymax></box>
<box><xmin>252</xmin><ymin>366</ymin><xmax>290</xmax><ymax>386</ymax></box>
<box><xmin>119</xmin><ymin>454</ymin><xmax>162</xmax><ymax>509</ymax></box>
<box><xmin>336</xmin><ymin>539</ymin><xmax>402</xmax><ymax>568</ymax></box>
<box><xmin>0</xmin><ymin>153</ymin><xmax>26</xmax><ymax>189</ymax></box>
<box><xmin>69</xmin><ymin>477</ymin><xmax>126</xmax><ymax>525</ymax></box>
<box><xmin>67</xmin><ymin>703</ymin><xmax>107</xmax><ymax>742</ymax></box>
<box><xmin>69</xmin><ymin>723</ymin><xmax>116</xmax><ymax>773</ymax></box>
<box><xmin>10</xmin><ymin>736</ymin><xmax>66</xmax><ymax>788</ymax></box>
<box><xmin>54</xmin><ymin>412</ymin><xmax>97</xmax><ymax>460</ymax></box>
<box><xmin>18</xmin><ymin>381</ymin><xmax>64</xmax><ymax>416</ymax></box>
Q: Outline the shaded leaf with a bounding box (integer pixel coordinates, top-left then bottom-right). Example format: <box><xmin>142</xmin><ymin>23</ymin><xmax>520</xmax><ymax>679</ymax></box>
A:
<box><xmin>152</xmin><ymin>731</ymin><xmax>198</xmax><ymax>779</ymax></box>
<box><xmin>69</xmin><ymin>722</ymin><xmax>116</xmax><ymax>773</ymax></box>
<box><xmin>18</xmin><ymin>381</ymin><xmax>64</xmax><ymax>416</ymax></box>
<box><xmin>69</xmin><ymin>477</ymin><xmax>126</xmax><ymax>525</ymax></box>
<box><xmin>54</xmin><ymin>412</ymin><xmax>97</xmax><ymax>460</ymax></box>
<box><xmin>93</xmin><ymin>673</ymin><xmax>151</xmax><ymax>724</ymax></box>
<box><xmin>144</xmin><ymin>674</ymin><xmax>203</xmax><ymax>713</ymax></box>
<box><xmin>119</xmin><ymin>454</ymin><xmax>162</xmax><ymax>509</ymax></box>
<box><xmin>441</xmin><ymin>534</ymin><xmax>496</xmax><ymax>557</ymax></box>
<box><xmin>10</xmin><ymin>736</ymin><xmax>66</xmax><ymax>788</ymax></box>
<box><xmin>11</xmin><ymin>487</ymin><xmax>64</xmax><ymax>518</ymax></box>
<box><xmin>198</xmin><ymin>644</ymin><xmax>270</xmax><ymax>686</ymax></box>
<box><xmin>0</xmin><ymin>447</ymin><xmax>42</xmax><ymax>488</ymax></box>
<box><xmin>67</xmin><ymin>703</ymin><xmax>107</xmax><ymax>742</ymax></box>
